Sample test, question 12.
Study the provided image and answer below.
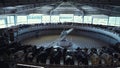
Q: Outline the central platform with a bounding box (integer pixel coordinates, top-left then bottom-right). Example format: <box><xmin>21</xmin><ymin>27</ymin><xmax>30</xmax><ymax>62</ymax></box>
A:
<box><xmin>57</xmin><ymin>39</ymin><xmax>72</xmax><ymax>48</ymax></box>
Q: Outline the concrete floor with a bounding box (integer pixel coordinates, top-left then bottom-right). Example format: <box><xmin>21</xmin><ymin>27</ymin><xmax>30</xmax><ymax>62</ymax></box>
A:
<box><xmin>22</xmin><ymin>35</ymin><xmax>109</xmax><ymax>49</ymax></box>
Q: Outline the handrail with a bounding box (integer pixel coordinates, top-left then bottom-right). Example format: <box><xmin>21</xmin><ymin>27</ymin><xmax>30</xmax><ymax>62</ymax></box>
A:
<box><xmin>17</xmin><ymin>63</ymin><xmax>44</xmax><ymax>68</ymax></box>
<box><xmin>17</xmin><ymin>63</ymin><xmax>120</xmax><ymax>68</ymax></box>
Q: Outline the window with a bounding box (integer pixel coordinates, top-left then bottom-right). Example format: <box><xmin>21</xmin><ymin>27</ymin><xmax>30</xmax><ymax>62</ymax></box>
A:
<box><xmin>51</xmin><ymin>15</ymin><xmax>59</xmax><ymax>23</ymax></box>
<box><xmin>109</xmin><ymin>17</ymin><xmax>116</xmax><ymax>26</ymax></box>
<box><xmin>7</xmin><ymin>16</ymin><xmax>15</xmax><ymax>27</ymax></box>
<box><xmin>17</xmin><ymin>16</ymin><xmax>27</xmax><ymax>25</ymax></box>
<box><xmin>74</xmin><ymin>16</ymin><xmax>82</xmax><ymax>23</ymax></box>
<box><xmin>28</xmin><ymin>14</ymin><xmax>42</xmax><ymax>24</ymax></box>
<box><xmin>93</xmin><ymin>15</ymin><xmax>108</xmax><ymax>25</ymax></box>
<box><xmin>59</xmin><ymin>14</ymin><xmax>74</xmax><ymax>23</ymax></box>
<box><xmin>42</xmin><ymin>15</ymin><xmax>50</xmax><ymax>23</ymax></box>
<box><xmin>115</xmin><ymin>17</ymin><xmax>120</xmax><ymax>26</ymax></box>
<box><xmin>0</xmin><ymin>19</ymin><xmax>6</xmax><ymax>28</ymax></box>
<box><xmin>84</xmin><ymin>16</ymin><xmax>92</xmax><ymax>24</ymax></box>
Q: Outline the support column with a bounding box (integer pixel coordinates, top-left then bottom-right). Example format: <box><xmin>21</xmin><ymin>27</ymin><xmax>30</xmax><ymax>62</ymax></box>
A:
<box><xmin>73</xmin><ymin>14</ymin><xmax>74</xmax><ymax>22</ymax></box>
<box><xmin>40</xmin><ymin>15</ymin><xmax>42</xmax><ymax>23</ymax></box>
<box><xmin>5</xmin><ymin>17</ymin><xmax>8</xmax><ymax>27</ymax></box>
<box><xmin>49</xmin><ymin>11</ymin><xmax>52</xmax><ymax>23</ymax></box>
<box><xmin>27</xmin><ymin>15</ymin><xmax>29</xmax><ymax>24</ymax></box>
<box><xmin>82</xmin><ymin>15</ymin><xmax>84</xmax><ymax>23</ymax></box>
<box><xmin>107</xmin><ymin>16</ymin><xmax>109</xmax><ymax>25</ymax></box>
<box><xmin>91</xmin><ymin>17</ymin><xmax>93</xmax><ymax>24</ymax></box>
<box><xmin>115</xmin><ymin>16</ymin><xmax>117</xmax><ymax>26</ymax></box>
<box><xmin>59</xmin><ymin>15</ymin><xmax>60</xmax><ymax>23</ymax></box>
<box><xmin>14</xmin><ymin>15</ymin><xmax>17</xmax><ymax>25</ymax></box>
<box><xmin>50</xmin><ymin>15</ymin><xmax>51</xmax><ymax>23</ymax></box>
